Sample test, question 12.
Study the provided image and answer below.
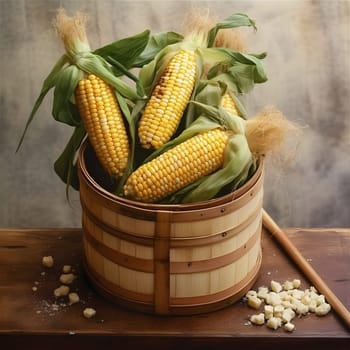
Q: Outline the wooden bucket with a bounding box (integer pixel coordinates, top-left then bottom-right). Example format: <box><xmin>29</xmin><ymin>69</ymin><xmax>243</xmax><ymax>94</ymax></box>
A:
<box><xmin>78</xmin><ymin>141</ymin><xmax>264</xmax><ymax>315</ymax></box>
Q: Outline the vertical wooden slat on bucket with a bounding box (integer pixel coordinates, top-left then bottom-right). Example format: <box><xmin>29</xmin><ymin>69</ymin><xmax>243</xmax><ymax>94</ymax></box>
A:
<box><xmin>154</xmin><ymin>211</ymin><xmax>171</xmax><ymax>314</ymax></box>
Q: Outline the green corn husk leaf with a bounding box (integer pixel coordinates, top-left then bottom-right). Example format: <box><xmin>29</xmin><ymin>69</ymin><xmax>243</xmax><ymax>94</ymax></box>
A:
<box><xmin>106</xmin><ymin>55</ymin><xmax>145</xmax><ymax>97</ymax></box>
<box><xmin>206</xmin><ymin>49</ymin><xmax>267</xmax><ymax>93</ymax></box>
<box><xmin>94</xmin><ymin>30</ymin><xmax>151</xmax><ymax>70</ymax></box>
<box><xmin>52</xmin><ymin>65</ymin><xmax>82</xmax><ymax>125</ymax></box>
<box><xmin>133</xmin><ymin>31</ymin><xmax>184</xmax><ymax>67</ymax></box>
<box><xmin>16</xmin><ymin>54</ymin><xmax>69</xmax><ymax>152</ymax></box>
<box><xmin>188</xmin><ymin>80</ymin><xmax>248</xmax><ymax>123</ymax></box>
<box><xmin>229</xmin><ymin>156</ymin><xmax>257</xmax><ymax>191</ymax></box>
<box><xmin>228</xmin><ymin>91</ymin><xmax>248</xmax><ymax>118</ymax></box>
<box><xmin>54</xmin><ymin>123</ymin><xmax>86</xmax><ymax>197</ymax></box>
<box><xmin>184</xmin><ymin>79</ymin><xmax>225</xmax><ymax>127</ymax></box>
<box><xmin>181</xmin><ymin>52</ymin><xmax>205</xmax><ymax>128</ymax></box>
<box><xmin>95</xmin><ymin>29</ymin><xmax>183</xmax><ymax>70</ymax></box>
<box><xmin>75</xmin><ymin>53</ymin><xmax>140</xmax><ymax>100</ymax></box>
<box><xmin>230</xmin><ymin>53</ymin><xmax>267</xmax><ymax>85</ymax></box>
<box><xmin>114</xmin><ymin>91</ymin><xmax>140</xmax><ymax>195</ymax></box>
<box><xmin>207</xmin><ymin>13</ymin><xmax>257</xmax><ymax>48</ymax></box>
<box><xmin>165</xmin><ymin>174</ymin><xmax>211</xmax><ymax>204</ymax></box>
<box><xmin>191</xmin><ymin>101</ymin><xmax>246</xmax><ymax>134</ymax></box>
<box><xmin>194</xmin><ymin>80</ymin><xmax>226</xmax><ymax>106</ymax></box>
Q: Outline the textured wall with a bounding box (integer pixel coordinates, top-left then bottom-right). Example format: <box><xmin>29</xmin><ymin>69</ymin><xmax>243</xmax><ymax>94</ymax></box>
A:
<box><xmin>1</xmin><ymin>0</ymin><xmax>349</xmax><ymax>228</ymax></box>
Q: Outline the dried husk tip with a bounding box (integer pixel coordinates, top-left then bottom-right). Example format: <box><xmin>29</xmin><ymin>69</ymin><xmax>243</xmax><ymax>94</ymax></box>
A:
<box><xmin>52</xmin><ymin>8</ymin><xmax>91</xmax><ymax>60</ymax></box>
<box><xmin>182</xmin><ymin>8</ymin><xmax>247</xmax><ymax>51</ymax></box>
<box><xmin>181</xmin><ymin>8</ymin><xmax>212</xmax><ymax>48</ymax></box>
<box><xmin>213</xmin><ymin>26</ymin><xmax>247</xmax><ymax>52</ymax></box>
<box><xmin>245</xmin><ymin>106</ymin><xmax>302</xmax><ymax>161</ymax></box>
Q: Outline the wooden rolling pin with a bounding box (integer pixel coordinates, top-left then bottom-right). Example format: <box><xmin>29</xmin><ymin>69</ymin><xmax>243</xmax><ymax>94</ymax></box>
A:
<box><xmin>262</xmin><ymin>209</ymin><xmax>350</xmax><ymax>330</ymax></box>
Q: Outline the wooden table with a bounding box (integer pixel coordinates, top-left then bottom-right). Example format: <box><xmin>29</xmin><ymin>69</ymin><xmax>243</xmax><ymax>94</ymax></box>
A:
<box><xmin>0</xmin><ymin>227</ymin><xmax>349</xmax><ymax>349</ymax></box>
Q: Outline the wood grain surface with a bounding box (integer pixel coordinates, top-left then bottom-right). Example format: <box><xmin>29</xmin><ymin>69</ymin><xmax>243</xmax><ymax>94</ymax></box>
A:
<box><xmin>1</xmin><ymin>0</ymin><xmax>349</xmax><ymax>228</ymax></box>
<box><xmin>0</xmin><ymin>227</ymin><xmax>349</xmax><ymax>349</ymax></box>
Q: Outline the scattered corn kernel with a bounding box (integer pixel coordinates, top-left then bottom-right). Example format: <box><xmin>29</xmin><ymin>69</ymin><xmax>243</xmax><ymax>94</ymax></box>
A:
<box><xmin>278</xmin><ymin>290</ymin><xmax>287</xmax><ymax>298</ymax></box>
<box><xmin>250</xmin><ymin>313</ymin><xmax>265</xmax><ymax>325</ymax></box>
<box><xmin>62</xmin><ymin>265</ymin><xmax>71</xmax><ymax>273</ymax></box>
<box><xmin>42</xmin><ymin>256</ymin><xmax>54</xmax><ymax>268</ymax></box>
<box><xmin>266</xmin><ymin>317</ymin><xmax>282</xmax><ymax>330</ymax></box>
<box><xmin>284</xmin><ymin>322</ymin><xmax>296</xmax><ymax>332</ymax></box>
<box><xmin>295</xmin><ymin>302</ymin><xmax>309</xmax><ymax>315</ymax></box>
<box><xmin>266</xmin><ymin>292</ymin><xmax>281</xmax><ymax>306</ymax></box>
<box><xmin>301</xmin><ymin>294</ymin><xmax>311</xmax><ymax>306</ymax></box>
<box><xmin>273</xmin><ymin>305</ymin><xmax>284</xmax><ymax>318</ymax></box>
<box><xmin>270</xmin><ymin>280</ymin><xmax>282</xmax><ymax>293</ymax></box>
<box><xmin>83</xmin><ymin>307</ymin><xmax>96</xmax><ymax>319</ymax></box>
<box><xmin>282</xmin><ymin>308</ymin><xmax>296</xmax><ymax>323</ymax></box>
<box><xmin>309</xmin><ymin>286</ymin><xmax>318</xmax><ymax>293</ymax></box>
<box><xmin>283</xmin><ymin>280</ymin><xmax>294</xmax><ymax>291</ymax></box>
<box><xmin>257</xmin><ymin>286</ymin><xmax>269</xmax><ymax>300</ymax></box>
<box><xmin>247</xmin><ymin>295</ymin><xmax>262</xmax><ymax>309</ymax></box>
<box><xmin>292</xmin><ymin>279</ymin><xmax>301</xmax><ymax>289</ymax></box>
<box><xmin>246</xmin><ymin>290</ymin><xmax>257</xmax><ymax>298</ymax></box>
<box><xmin>308</xmin><ymin>299</ymin><xmax>318</xmax><ymax>313</ymax></box>
<box><xmin>315</xmin><ymin>303</ymin><xmax>331</xmax><ymax>316</ymax></box>
<box><xmin>68</xmin><ymin>292</ymin><xmax>80</xmax><ymax>305</ymax></box>
<box><xmin>316</xmin><ymin>294</ymin><xmax>326</xmax><ymax>306</ymax></box>
<box><xmin>264</xmin><ymin>305</ymin><xmax>274</xmax><ymax>320</ymax></box>
<box><xmin>59</xmin><ymin>273</ymin><xmax>75</xmax><ymax>285</ymax></box>
<box><xmin>281</xmin><ymin>300</ymin><xmax>293</xmax><ymax>309</ymax></box>
<box><xmin>291</xmin><ymin>289</ymin><xmax>304</xmax><ymax>300</ymax></box>
<box><xmin>54</xmin><ymin>285</ymin><xmax>70</xmax><ymax>297</ymax></box>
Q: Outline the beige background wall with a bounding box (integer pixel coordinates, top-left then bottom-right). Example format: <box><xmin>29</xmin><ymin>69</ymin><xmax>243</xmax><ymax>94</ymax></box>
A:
<box><xmin>1</xmin><ymin>0</ymin><xmax>349</xmax><ymax>228</ymax></box>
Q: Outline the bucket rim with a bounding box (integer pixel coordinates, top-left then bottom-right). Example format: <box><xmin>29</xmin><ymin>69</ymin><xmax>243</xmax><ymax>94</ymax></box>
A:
<box><xmin>77</xmin><ymin>139</ymin><xmax>264</xmax><ymax>211</ymax></box>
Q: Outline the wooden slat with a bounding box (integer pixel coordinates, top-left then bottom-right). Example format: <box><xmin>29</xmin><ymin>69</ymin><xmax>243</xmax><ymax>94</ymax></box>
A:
<box><xmin>153</xmin><ymin>211</ymin><xmax>171</xmax><ymax>315</ymax></box>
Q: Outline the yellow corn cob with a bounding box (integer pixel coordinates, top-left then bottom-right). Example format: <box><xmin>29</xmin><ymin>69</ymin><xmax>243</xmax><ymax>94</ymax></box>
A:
<box><xmin>221</xmin><ymin>93</ymin><xmax>239</xmax><ymax>116</ymax></box>
<box><xmin>138</xmin><ymin>49</ymin><xmax>197</xmax><ymax>149</ymax></box>
<box><xmin>124</xmin><ymin>128</ymin><xmax>229</xmax><ymax>203</ymax></box>
<box><xmin>75</xmin><ymin>74</ymin><xmax>129</xmax><ymax>177</ymax></box>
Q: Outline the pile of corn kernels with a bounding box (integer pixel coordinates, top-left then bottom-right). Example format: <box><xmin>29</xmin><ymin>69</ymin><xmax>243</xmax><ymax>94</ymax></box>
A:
<box><xmin>244</xmin><ymin>279</ymin><xmax>331</xmax><ymax>332</ymax></box>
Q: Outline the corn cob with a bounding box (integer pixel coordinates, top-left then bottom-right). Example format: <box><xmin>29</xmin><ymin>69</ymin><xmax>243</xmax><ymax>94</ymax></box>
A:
<box><xmin>221</xmin><ymin>93</ymin><xmax>239</xmax><ymax>116</ymax></box>
<box><xmin>138</xmin><ymin>49</ymin><xmax>197</xmax><ymax>149</ymax></box>
<box><xmin>124</xmin><ymin>128</ymin><xmax>229</xmax><ymax>203</ymax></box>
<box><xmin>75</xmin><ymin>74</ymin><xmax>129</xmax><ymax>177</ymax></box>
